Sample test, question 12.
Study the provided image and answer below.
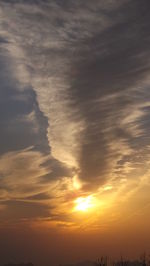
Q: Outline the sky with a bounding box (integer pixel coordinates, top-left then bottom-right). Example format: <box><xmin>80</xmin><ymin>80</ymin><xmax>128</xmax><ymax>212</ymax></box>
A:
<box><xmin>0</xmin><ymin>0</ymin><xmax>150</xmax><ymax>265</ymax></box>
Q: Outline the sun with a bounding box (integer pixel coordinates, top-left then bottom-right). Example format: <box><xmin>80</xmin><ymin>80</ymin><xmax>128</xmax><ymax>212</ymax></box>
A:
<box><xmin>74</xmin><ymin>195</ymin><xmax>94</xmax><ymax>212</ymax></box>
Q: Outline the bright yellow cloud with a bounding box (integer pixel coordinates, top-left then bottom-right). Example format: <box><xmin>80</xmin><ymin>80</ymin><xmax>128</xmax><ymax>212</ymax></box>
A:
<box><xmin>74</xmin><ymin>195</ymin><xmax>95</xmax><ymax>212</ymax></box>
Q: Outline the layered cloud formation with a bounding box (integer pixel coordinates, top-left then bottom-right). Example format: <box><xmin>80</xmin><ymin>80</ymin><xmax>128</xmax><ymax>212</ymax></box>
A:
<box><xmin>0</xmin><ymin>0</ymin><xmax>150</xmax><ymax>228</ymax></box>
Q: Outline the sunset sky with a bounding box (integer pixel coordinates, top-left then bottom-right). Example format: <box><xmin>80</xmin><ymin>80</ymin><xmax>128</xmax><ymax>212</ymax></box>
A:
<box><xmin>0</xmin><ymin>1</ymin><xmax>150</xmax><ymax>265</ymax></box>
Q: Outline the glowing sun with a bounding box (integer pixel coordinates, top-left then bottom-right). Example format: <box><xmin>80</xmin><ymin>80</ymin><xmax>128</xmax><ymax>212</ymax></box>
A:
<box><xmin>74</xmin><ymin>195</ymin><xmax>95</xmax><ymax>212</ymax></box>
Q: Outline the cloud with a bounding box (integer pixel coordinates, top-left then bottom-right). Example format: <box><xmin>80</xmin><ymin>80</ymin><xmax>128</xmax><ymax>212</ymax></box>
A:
<box><xmin>0</xmin><ymin>200</ymin><xmax>50</xmax><ymax>221</ymax></box>
<box><xmin>1</xmin><ymin>0</ymin><xmax>150</xmax><ymax>225</ymax></box>
<box><xmin>0</xmin><ymin>147</ymin><xmax>74</xmax><ymax>222</ymax></box>
<box><xmin>0</xmin><ymin>45</ymin><xmax>50</xmax><ymax>154</ymax></box>
<box><xmin>0</xmin><ymin>147</ymin><xmax>49</xmax><ymax>198</ymax></box>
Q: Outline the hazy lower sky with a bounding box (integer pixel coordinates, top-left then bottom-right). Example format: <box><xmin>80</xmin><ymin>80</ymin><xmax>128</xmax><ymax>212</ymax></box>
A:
<box><xmin>0</xmin><ymin>1</ymin><xmax>150</xmax><ymax>265</ymax></box>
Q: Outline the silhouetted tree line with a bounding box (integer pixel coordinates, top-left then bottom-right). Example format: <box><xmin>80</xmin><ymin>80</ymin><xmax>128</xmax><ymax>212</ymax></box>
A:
<box><xmin>96</xmin><ymin>254</ymin><xmax>150</xmax><ymax>266</ymax></box>
<box><xmin>3</xmin><ymin>254</ymin><xmax>150</xmax><ymax>266</ymax></box>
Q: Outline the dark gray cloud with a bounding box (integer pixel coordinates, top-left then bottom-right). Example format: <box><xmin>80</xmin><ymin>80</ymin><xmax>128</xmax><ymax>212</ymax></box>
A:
<box><xmin>67</xmin><ymin>0</ymin><xmax>150</xmax><ymax>186</ymax></box>
<box><xmin>25</xmin><ymin>192</ymin><xmax>52</xmax><ymax>200</ymax></box>
<box><xmin>0</xmin><ymin>200</ymin><xmax>50</xmax><ymax>220</ymax></box>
